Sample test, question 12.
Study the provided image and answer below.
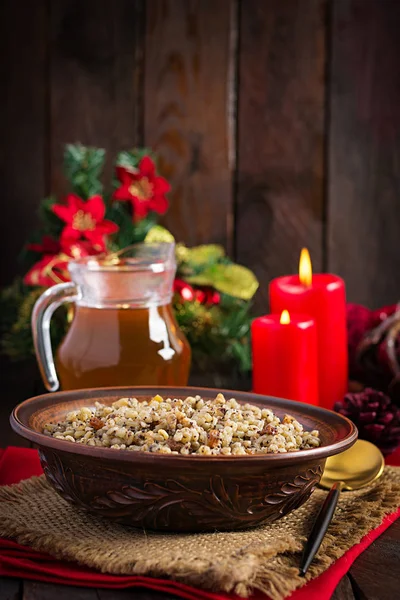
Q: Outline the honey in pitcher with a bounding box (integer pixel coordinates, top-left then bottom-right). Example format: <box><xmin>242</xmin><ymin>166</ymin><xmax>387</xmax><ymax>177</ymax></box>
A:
<box><xmin>56</xmin><ymin>304</ymin><xmax>191</xmax><ymax>389</ymax></box>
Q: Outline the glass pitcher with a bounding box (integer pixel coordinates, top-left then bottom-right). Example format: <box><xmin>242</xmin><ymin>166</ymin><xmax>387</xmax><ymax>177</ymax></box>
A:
<box><xmin>32</xmin><ymin>243</ymin><xmax>191</xmax><ymax>391</ymax></box>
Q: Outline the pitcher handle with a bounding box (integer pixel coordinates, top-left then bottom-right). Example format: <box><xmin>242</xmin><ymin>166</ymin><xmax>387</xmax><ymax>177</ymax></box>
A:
<box><xmin>32</xmin><ymin>282</ymin><xmax>81</xmax><ymax>392</ymax></box>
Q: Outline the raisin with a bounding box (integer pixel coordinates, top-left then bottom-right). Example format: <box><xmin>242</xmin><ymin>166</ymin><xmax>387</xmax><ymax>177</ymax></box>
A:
<box><xmin>89</xmin><ymin>417</ymin><xmax>105</xmax><ymax>431</ymax></box>
<box><xmin>167</xmin><ymin>439</ymin><xmax>183</xmax><ymax>452</ymax></box>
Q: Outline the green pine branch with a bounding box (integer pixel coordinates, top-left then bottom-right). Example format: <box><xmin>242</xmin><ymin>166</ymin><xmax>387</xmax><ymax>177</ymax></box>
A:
<box><xmin>115</xmin><ymin>148</ymin><xmax>155</xmax><ymax>170</ymax></box>
<box><xmin>0</xmin><ymin>282</ymin><xmax>68</xmax><ymax>361</ymax></box>
<box><xmin>37</xmin><ymin>196</ymin><xmax>64</xmax><ymax>238</ymax></box>
<box><xmin>174</xmin><ymin>295</ymin><xmax>253</xmax><ymax>374</ymax></box>
<box><xmin>64</xmin><ymin>143</ymin><xmax>105</xmax><ymax>199</ymax></box>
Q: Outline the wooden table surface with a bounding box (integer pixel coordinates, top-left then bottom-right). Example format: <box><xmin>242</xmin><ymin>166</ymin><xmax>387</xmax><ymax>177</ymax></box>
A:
<box><xmin>0</xmin><ymin>518</ymin><xmax>399</xmax><ymax>600</ymax></box>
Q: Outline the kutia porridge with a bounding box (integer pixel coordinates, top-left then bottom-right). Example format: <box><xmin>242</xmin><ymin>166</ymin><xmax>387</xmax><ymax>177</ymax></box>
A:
<box><xmin>43</xmin><ymin>393</ymin><xmax>321</xmax><ymax>455</ymax></box>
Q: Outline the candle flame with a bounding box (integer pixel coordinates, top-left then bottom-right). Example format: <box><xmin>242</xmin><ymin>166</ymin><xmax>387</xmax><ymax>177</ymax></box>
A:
<box><xmin>280</xmin><ymin>310</ymin><xmax>291</xmax><ymax>324</ymax></box>
<box><xmin>299</xmin><ymin>248</ymin><xmax>312</xmax><ymax>286</ymax></box>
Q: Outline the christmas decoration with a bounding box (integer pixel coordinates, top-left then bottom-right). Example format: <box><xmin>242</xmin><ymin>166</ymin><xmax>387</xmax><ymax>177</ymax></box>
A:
<box><xmin>53</xmin><ymin>194</ymin><xmax>118</xmax><ymax>250</ymax></box>
<box><xmin>114</xmin><ymin>156</ymin><xmax>170</xmax><ymax>221</ymax></box>
<box><xmin>0</xmin><ymin>143</ymin><xmax>258</xmax><ymax>377</ymax></box>
<box><xmin>335</xmin><ymin>388</ymin><xmax>400</xmax><ymax>455</ymax></box>
<box><xmin>345</xmin><ymin>303</ymin><xmax>400</xmax><ymax>454</ymax></box>
<box><xmin>347</xmin><ymin>302</ymin><xmax>400</xmax><ymax>401</ymax></box>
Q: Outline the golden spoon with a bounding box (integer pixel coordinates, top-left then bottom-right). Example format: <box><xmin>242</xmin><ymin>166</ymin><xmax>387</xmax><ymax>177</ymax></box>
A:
<box><xmin>300</xmin><ymin>439</ymin><xmax>385</xmax><ymax>576</ymax></box>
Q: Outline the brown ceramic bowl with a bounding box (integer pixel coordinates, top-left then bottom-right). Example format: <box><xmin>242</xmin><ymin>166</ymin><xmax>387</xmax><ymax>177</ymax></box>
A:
<box><xmin>10</xmin><ymin>386</ymin><xmax>357</xmax><ymax>532</ymax></box>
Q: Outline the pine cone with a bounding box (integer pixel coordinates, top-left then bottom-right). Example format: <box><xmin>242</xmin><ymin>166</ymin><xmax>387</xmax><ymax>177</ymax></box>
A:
<box><xmin>335</xmin><ymin>388</ymin><xmax>400</xmax><ymax>455</ymax></box>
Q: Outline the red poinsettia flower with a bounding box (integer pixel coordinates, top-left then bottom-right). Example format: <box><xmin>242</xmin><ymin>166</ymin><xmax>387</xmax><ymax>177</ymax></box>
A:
<box><xmin>60</xmin><ymin>238</ymin><xmax>101</xmax><ymax>260</ymax></box>
<box><xmin>27</xmin><ymin>235</ymin><xmax>60</xmax><ymax>255</ymax></box>
<box><xmin>52</xmin><ymin>194</ymin><xmax>119</xmax><ymax>251</ymax></box>
<box><xmin>24</xmin><ymin>254</ymin><xmax>70</xmax><ymax>287</ymax></box>
<box><xmin>114</xmin><ymin>156</ymin><xmax>170</xmax><ymax>222</ymax></box>
<box><xmin>24</xmin><ymin>239</ymin><xmax>104</xmax><ymax>288</ymax></box>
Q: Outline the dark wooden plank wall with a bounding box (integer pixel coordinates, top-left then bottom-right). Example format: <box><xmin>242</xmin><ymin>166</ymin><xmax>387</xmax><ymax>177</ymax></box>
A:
<box><xmin>328</xmin><ymin>0</ymin><xmax>400</xmax><ymax>307</ymax></box>
<box><xmin>144</xmin><ymin>0</ymin><xmax>234</xmax><ymax>251</ymax></box>
<box><xmin>236</xmin><ymin>0</ymin><xmax>326</xmax><ymax>312</ymax></box>
<box><xmin>50</xmin><ymin>0</ymin><xmax>144</xmax><ymax>196</ymax></box>
<box><xmin>1</xmin><ymin>0</ymin><xmax>400</xmax><ymax>311</ymax></box>
<box><xmin>0</xmin><ymin>0</ymin><xmax>47</xmax><ymax>286</ymax></box>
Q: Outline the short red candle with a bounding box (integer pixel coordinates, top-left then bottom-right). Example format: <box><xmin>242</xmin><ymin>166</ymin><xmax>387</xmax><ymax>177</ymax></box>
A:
<box><xmin>251</xmin><ymin>312</ymin><xmax>319</xmax><ymax>405</ymax></box>
<box><xmin>269</xmin><ymin>271</ymin><xmax>347</xmax><ymax>410</ymax></box>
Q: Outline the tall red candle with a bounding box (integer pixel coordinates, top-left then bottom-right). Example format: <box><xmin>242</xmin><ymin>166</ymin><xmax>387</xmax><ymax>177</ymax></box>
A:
<box><xmin>252</xmin><ymin>310</ymin><xmax>319</xmax><ymax>405</ymax></box>
<box><xmin>269</xmin><ymin>249</ymin><xmax>347</xmax><ymax>410</ymax></box>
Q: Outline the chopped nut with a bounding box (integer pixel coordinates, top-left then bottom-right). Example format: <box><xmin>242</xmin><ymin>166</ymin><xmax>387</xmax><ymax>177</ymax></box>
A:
<box><xmin>215</xmin><ymin>406</ymin><xmax>227</xmax><ymax>417</ymax></box>
<box><xmin>283</xmin><ymin>414</ymin><xmax>295</xmax><ymax>425</ymax></box>
<box><xmin>207</xmin><ymin>429</ymin><xmax>220</xmax><ymax>448</ymax></box>
<box><xmin>261</xmin><ymin>424</ymin><xmax>278</xmax><ymax>436</ymax></box>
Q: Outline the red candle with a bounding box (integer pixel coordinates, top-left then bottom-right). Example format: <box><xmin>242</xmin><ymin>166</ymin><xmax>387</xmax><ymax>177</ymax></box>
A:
<box><xmin>269</xmin><ymin>249</ymin><xmax>348</xmax><ymax>410</ymax></box>
<box><xmin>251</xmin><ymin>310</ymin><xmax>319</xmax><ymax>405</ymax></box>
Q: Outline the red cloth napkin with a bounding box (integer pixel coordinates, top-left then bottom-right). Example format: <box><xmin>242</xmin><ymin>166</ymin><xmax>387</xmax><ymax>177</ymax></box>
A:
<box><xmin>1</xmin><ymin>446</ymin><xmax>399</xmax><ymax>600</ymax></box>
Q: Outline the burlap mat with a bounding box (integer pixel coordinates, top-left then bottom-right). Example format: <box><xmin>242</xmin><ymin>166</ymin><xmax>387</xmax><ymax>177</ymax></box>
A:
<box><xmin>0</xmin><ymin>468</ymin><xmax>400</xmax><ymax>600</ymax></box>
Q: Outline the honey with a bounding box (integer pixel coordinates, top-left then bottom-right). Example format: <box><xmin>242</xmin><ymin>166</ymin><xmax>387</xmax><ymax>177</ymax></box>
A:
<box><xmin>56</xmin><ymin>304</ymin><xmax>191</xmax><ymax>389</ymax></box>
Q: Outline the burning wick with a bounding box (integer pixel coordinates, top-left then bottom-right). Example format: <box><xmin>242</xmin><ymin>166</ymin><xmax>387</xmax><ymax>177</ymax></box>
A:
<box><xmin>280</xmin><ymin>310</ymin><xmax>291</xmax><ymax>325</ymax></box>
<box><xmin>299</xmin><ymin>248</ymin><xmax>312</xmax><ymax>287</ymax></box>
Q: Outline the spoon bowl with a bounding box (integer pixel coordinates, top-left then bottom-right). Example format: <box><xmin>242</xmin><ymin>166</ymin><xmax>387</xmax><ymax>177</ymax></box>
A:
<box><xmin>320</xmin><ymin>439</ymin><xmax>384</xmax><ymax>490</ymax></box>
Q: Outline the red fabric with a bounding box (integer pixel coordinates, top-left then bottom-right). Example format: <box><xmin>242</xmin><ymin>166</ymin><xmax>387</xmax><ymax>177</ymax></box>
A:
<box><xmin>0</xmin><ymin>446</ymin><xmax>399</xmax><ymax>600</ymax></box>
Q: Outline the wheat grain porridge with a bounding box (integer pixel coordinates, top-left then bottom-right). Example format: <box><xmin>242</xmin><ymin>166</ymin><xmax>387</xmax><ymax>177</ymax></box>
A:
<box><xmin>43</xmin><ymin>393</ymin><xmax>321</xmax><ymax>455</ymax></box>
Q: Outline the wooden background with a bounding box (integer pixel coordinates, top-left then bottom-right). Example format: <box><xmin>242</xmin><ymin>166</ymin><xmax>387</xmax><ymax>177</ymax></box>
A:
<box><xmin>2</xmin><ymin>0</ymin><xmax>400</xmax><ymax>313</ymax></box>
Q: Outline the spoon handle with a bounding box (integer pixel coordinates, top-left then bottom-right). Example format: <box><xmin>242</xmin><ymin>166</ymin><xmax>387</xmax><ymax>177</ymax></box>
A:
<box><xmin>299</xmin><ymin>481</ymin><xmax>343</xmax><ymax>576</ymax></box>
